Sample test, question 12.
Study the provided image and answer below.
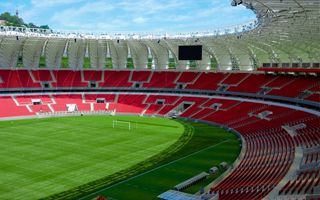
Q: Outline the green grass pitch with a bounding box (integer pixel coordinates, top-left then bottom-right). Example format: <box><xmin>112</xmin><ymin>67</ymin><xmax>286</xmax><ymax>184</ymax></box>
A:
<box><xmin>0</xmin><ymin>116</ymin><xmax>240</xmax><ymax>200</ymax></box>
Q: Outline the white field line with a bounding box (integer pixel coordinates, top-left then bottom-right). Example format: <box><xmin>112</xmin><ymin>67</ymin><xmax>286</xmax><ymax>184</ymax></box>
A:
<box><xmin>79</xmin><ymin>139</ymin><xmax>230</xmax><ymax>200</ymax></box>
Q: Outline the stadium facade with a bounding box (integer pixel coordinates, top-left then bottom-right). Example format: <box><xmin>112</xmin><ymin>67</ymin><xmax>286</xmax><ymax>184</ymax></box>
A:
<box><xmin>0</xmin><ymin>0</ymin><xmax>319</xmax><ymax>200</ymax></box>
<box><xmin>0</xmin><ymin>0</ymin><xmax>319</xmax><ymax>71</ymax></box>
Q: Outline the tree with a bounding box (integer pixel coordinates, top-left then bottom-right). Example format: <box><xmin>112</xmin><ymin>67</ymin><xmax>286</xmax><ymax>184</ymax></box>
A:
<box><xmin>28</xmin><ymin>23</ymin><xmax>37</xmax><ymax>28</ymax></box>
<box><xmin>0</xmin><ymin>12</ymin><xmax>50</xmax><ymax>29</ymax></box>
<box><xmin>0</xmin><ymin>12</ymin><xmax>24</xmax><ymax>27</ymax></box>
<box><xmin>0</xmin><ymin>12</ymin><xmax>11</xmax><ymax>21</ymax></box>
<box><xmin>39</xmin><ymin>25</ymin><xmax>50</xmax><ymax>29</ymax></box>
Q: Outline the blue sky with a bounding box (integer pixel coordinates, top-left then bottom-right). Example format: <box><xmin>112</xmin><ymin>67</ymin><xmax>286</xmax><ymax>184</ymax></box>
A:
<box><xmin>0</xmin><ymin>0</ymin><xmax>256</xmax><ymax>34</ymax></box>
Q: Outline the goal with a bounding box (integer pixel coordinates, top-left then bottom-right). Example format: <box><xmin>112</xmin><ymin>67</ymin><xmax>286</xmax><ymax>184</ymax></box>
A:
<box><xmin>112</xmin><ymin>120</ymin><xmax>131</xmax><ymax>130</ymax></box>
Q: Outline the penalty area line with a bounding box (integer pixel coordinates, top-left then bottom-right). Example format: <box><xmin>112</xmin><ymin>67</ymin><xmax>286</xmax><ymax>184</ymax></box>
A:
<box><xmin>79</xmin><ymin>139</ymin><xmax>230</xmax><ymax>200</ymax></box>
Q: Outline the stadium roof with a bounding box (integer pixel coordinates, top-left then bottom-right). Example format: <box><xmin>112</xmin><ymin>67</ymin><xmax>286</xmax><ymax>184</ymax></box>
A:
<box><xmin>0</xmin><ymin>0</ymin><xmax>319</xmax><ymax>71</ymax></box>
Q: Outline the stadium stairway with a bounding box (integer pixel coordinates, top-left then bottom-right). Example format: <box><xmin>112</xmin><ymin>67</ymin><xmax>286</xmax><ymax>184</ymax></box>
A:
<box><xmin>0</xmin><ymin>69</ymin><xmax>319</xmax><ymax>199</ymax></box>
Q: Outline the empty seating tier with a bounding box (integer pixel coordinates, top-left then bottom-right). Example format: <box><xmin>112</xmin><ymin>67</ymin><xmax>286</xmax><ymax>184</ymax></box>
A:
<box><xmin>0</xmin><ymin>69</ymin><xmax>319</xmax><ymax>199</ymax></box>
<box><xmin>0</xmin><ymin>70</ymin><xmax>318</xmax><ymax>104</ymax></box>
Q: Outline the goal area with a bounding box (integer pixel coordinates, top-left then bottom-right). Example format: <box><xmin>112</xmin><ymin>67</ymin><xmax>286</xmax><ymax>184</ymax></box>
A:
<box><xmin>112</xmin><ymin>120</ymin><xmax>131</xmax><ymax>130</ymax></box>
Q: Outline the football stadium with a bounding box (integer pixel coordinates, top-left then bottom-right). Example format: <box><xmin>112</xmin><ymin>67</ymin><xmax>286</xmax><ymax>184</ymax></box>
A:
<box><xmin>0</xmin><ymin>0</ymin><xmax>319</xmax><ymax>200</ymax></box>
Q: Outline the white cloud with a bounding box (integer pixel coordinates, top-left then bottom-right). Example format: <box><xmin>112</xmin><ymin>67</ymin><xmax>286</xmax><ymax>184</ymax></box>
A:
<box><xmin>30</xmin><ymin>0</ymin><xmax>84</xmax><ymax>8</ymax></box>
<box><xmin>51</xmin><ymin>1</ymin><xmax>115</xmax><ymax>27</ymax></box>
<box><xmin>0</xmin><ymin>2</ymin><xmax>14</xmax><ymax>10</ymax></box>
<box><xmin>19</xmin><ymin>0</ymin><xmax>85</xmax><ymax>22</ymax></box>
<box><xmin>132</xmin><ymin>17</ymin><xmax>147</xmax><ymax>24</ymax></box>
<box><xmin>164</xmin><ymin>15</ymin><xmax>193</xmax><ymax>22</ymax></box>
<box><xmin>118</xmin><ymin>0</ymin><xmax>189</xmax><ymax>14</ymax></box>
<box><xmin>11</xmin><ymin>0</ymin><xmax>256</xmax><ymax>33</ymax></box>
<box><xmin>199</xmin><ymin>4</ymin><xmax>246</xmax><ymax>18</ymax></box>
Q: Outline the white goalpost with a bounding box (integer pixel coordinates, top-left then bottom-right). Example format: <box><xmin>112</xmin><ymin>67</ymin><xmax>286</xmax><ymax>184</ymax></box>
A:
<box><xmin>112</xmin><ymin>120</ymin><xmax>131</xmax><ymax>130</ymax></box>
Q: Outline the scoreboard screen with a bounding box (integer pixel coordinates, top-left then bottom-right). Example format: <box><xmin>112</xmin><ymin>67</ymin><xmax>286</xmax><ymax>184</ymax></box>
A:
<box><xmin>178</xmin><ymin>45</ymin><xmax>202</xmax><ymax>60</ymax></box>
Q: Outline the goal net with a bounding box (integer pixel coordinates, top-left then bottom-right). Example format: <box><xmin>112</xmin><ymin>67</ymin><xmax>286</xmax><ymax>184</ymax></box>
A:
<box><xmin>112</xmin><ymin>120</ymin><xmax>131</xmax><ymax>130</ymax></box>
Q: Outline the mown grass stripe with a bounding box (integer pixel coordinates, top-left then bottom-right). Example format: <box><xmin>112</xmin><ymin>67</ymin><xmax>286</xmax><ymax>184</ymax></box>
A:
<box><xmin>0</xmin><ymin>116</ymin><xmax>184</xmax><ymax>200</ymax></box>
<box><xmin>79</xmin><ymin>139</ymin><xmax>229</xmax><ymax>200</ymax></box>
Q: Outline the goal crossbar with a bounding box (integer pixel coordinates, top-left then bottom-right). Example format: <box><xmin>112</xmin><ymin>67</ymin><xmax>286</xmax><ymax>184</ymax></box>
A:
<box><xmin>112</xmin><ymin>120</ymin><xmax>131</xmax><ymax>130</ymax></box>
